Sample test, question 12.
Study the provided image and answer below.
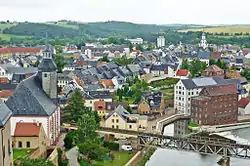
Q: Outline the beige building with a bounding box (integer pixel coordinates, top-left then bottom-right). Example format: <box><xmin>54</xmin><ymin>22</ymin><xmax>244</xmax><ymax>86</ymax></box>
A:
<box><xmin>12</xmin><ymin>122</ymin><xmax>48</xmax><ymax>158</ymax></box>
<box><xmin>0</xmin><ymin>103</ymin><xmax>13</xmax><ymax>166</ymax></box>
<box><xmin>104</xmin><ymin>105</ymin><xmax>148</xmax><ymax>131</ymax></box>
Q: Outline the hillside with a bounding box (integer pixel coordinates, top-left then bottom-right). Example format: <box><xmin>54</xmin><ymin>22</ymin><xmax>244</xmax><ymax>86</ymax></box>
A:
<box><xmin>178</xmin><ymin>26</ymin><xmax>250</xmax><ymax>34</ymax></box>
<box><xmin>1</xmin><ymin>21</ymin><xmax>195</xmax><ymax>40</ymax></box>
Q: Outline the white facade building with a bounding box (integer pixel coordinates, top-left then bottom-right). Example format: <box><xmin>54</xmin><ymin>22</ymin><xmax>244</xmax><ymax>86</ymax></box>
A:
<box><xmin>127</xmin><ymin>38</ymin><xmax>144</xmax><ymax>45</ymax></box>
<box><xmin>157</xmin><ymin>36</ymin><xmax>165</xmax><ymax>48</ymax></box>
<box><xmin>174</xmin><ymin>77</ymin><xmax>227</xmax><ymax>114</ymax></box>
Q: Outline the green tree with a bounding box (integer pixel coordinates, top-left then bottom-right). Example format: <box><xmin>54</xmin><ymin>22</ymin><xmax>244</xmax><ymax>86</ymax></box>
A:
<box><xmin>78</xmin><ymin>140</ymin><xmax>108</xmax><ymax>166</ymax></box>
<box><xmin>181</xmin><ymin>59</ymin><xmax>189</xmax><ymax>70</ymax></box>
<box><xmin>209</xmin><ymin>59</ymin><xmax>216</xmax><ymax>65</ymax></box>
<box><xmin>55</xmin><ymin>45</ymin><xmax>63</xmax><ymax>53</ymax></box>
<box><xmin>112</xmin><ymin>56</ymin><xmax>133</xmax><ymax>66</ymax></box>
<box><xmin>135</xmin><ymin>44</ymin><xmax>144</xmax><ymax>51</ymax></box>
<box><xmin>54</xmin><ymin>54</ymin><xmax>66</xmax><ymax>73</ymax></box>
<box><xmin>241</xmin><ymin>69</ymin><xmax>250</xmax><ymax>81</ymax></box>
<box><xmin>17</xmin><ymin>158</ymin><xmax>54</xmax><ymax>166</ymax></box>
<box><xmin>34</xmin><ymin>60</ymin><xmax>40</xmax><ymax>67</ymax></box>
<box><xmin>64</xmin><ymin>89</ymin><xmax>91</xmax><ymax>123</ymax></box>
<box><xmin>99</xmin><ymin>55</ymin><xmax>110</xmax><ymax>62</ymax></box>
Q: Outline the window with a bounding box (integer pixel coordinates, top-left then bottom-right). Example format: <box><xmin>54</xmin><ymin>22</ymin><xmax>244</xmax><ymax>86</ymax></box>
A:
<box><xmin>3</xmin><ymin>145</ymin><xmax>5</xmax><ymax>159</ymax></box>
<box><xmin>116</xmin><ymin>119</ymin><xmax>119</xmax><ymax>123</ymax></box>
<box><xmin>112</xmin><ymin>125</ymin><xmax>114</xmax><ymax>128</ymax></box>
<box><xmin>8</xmin><ymin>139</ymin><xmax>11</xmax><ymax>155</ymax></box>
<box><xmin>26</xmin><ymin>141</ymin><xmax>30</xmax><ymax>148</ymax></box>
<box><xmin>44</xmin><ymin>73</ymin><xmax>47</xmax><ymax>77</ymax></box>
<box><xmin>112</xmin><ymin>119</ymin><xmax>114</xmax><ymax>123</ymax></box>
<box><xmin>116</xmin><ymin>125</ymin><xmax>119</xmax><ymax>129</ymax></box>
<box><xmin>18</xmin><ymin>141</ymin><xmax>22</xmax><ymax>148</ymax></box>
<box><xmin>129</xmin><ymin>125</ymin><xmax>132</xmax><ymax>129</ymax></box>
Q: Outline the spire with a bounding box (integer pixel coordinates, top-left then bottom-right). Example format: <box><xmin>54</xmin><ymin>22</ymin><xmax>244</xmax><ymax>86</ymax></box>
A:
<box><xmin>45</xmin><ymin>32</ymin><xmax>48</xmax><ymax>46</ymax></box>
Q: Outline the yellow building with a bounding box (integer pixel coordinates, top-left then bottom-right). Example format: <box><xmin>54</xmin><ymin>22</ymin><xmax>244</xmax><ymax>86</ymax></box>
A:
<box><xmin>94</xmin><ymin>100</ymin><xmax>107</xmax><ymax>119</ymax></box>
<box><xmin>104</xmin><ymin>105</ymin><xmax>148</xmax><ymax>131</ymax></box>
<box><xmin>12</xmin><ymin>122</ymin><xmax>48</xmax><ymax>158</ymax></box>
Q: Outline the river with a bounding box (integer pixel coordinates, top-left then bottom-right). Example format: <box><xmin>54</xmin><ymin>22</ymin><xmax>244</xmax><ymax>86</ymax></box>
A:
<box><xmin>146</xmin><ymin>124</ymin><xmax>250</xmax><ymax>166</ymax></box>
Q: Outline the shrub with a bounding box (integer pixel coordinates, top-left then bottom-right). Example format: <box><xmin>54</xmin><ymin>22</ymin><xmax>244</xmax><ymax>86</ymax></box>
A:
<box><xmin>57</xmin><ymin>148</ymin><xmax>69</xmax><ymax>166</ymax></box>
<box><xmin>103</xmin><ymin>141</ymin><xmax>119</xmax><ymax>151</ymax></box>
<box><xmin>64</xmin><ymin>131</ymin><xmax>75</xmax><ymax>149</ymax></box>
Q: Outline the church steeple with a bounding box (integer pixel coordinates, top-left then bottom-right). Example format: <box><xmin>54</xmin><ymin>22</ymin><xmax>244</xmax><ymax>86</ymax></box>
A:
<box><xmin>37</xmin><ymin>33</ymin><xmax>58</xmax><ymax>99</ymax></box>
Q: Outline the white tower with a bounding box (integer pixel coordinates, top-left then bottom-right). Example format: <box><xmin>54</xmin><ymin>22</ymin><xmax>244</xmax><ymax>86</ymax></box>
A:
<box><xmin>199</xmin><ymin>32</ymin><xmax>208</xmax><ymax>49</ymax></box>
<box><xmin>157</xmin><ymin>36</ymin><xmax>165</xmax><ymax>48</ymax></box>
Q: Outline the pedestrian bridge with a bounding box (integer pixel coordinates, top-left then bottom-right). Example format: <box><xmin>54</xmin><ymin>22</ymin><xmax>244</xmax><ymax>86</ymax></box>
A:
<box><xmin>155</xmin><ymin>114</ymin><xmax>190</xmax><ymax>133</ymax></box>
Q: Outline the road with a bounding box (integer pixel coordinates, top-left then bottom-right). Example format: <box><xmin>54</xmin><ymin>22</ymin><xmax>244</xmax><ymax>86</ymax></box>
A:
<box><xmin>66</xmin><ymin>147</ymin><xmax>80</xmax><ymax>166</ymax></box>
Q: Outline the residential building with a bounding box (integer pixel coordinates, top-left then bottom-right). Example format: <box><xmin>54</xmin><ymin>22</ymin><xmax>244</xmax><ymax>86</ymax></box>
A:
<box><xmin>197</xmin><ymin>51</ymin><xmax>210</xmax><ymax>64</ymax></box>
<box><xmin>57</xmin><ymin>73</ymin><xmax>71</xmax><ymax>88</ymax></box>
<box><xmin>210</xmin><ymin>52</ymin><xmax>222</xmax><ymax>60</ymax></box>
<box><xmin>157</xmin><ymin>36</ymin><xmax>165</xmax><ymax>48</ymax></box>
<box><xmin>127</xmin><ymin>38</ymin><xmax>143</xmax><ymax>45</ymax></box>
<box><xmin>175</xmin><ymin>69</ymin><xmax>189</xmax><ymax>79</ymax></box>
<box><xmin>201</xmin><ymin>65</ymin><xmax>225</xmax><ymax>78</ymax></box>
<box><xmin>0</xmin><ymin>103</ymin><xmax>13</xmax><ymax>166</ymax></box>
<box><xmin>94</xmin><ymin>100</ymin><xmax>106</xmax><ymax>119</ymax></box>
<box><xmin>191</xmin><ymin>84</ymin><xmax>238</xmax><ymax>125</ymax></box>
<box><xmin>174</xmin><ymin>77</ymin><xmax>227</xmax><ymax>114</ymax></box>
<box><xmin>6</xmin><ymin>46</ymin><xmax>60</xmax><ymax>145</ymax></box>
<box><xmin>84</xmin><ymin>91</ymin><xmax>112</xmax><ymax>109</ymax></box>
<box><xmin>226</xmin><ymin>79</ymin><xmax>248</xmax><ymax>99</ymax></box>
<box><xmin>104</xmin><ymin>105</ymin><xmax>147</xmax><ymax>132</ymax></box>
<box><xmin>0</xmin><ymin>90</ymin><xmax>14</xmax><ymax>103</ymax></box>
<box><xmin>0</xmin><ymin>47</ymin><xmax>42</xmax><ymax>59</ymax></box>
<box><xmin>239</xmin><ymin>77</ymin><xmax>250</xmax><ymax>92</ymax></box>
<box><xmin>99</xmin><ymin>79</ymin><xmax>115</xmax><ymax>90</ymax></box>
<box><xmin>12</xmin><ymin>122</ymin><xmax>47</xmax><ymax>158</ymax></box>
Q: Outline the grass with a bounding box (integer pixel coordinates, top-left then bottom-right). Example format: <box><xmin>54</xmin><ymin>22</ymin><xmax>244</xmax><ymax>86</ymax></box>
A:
<box><xmin>13</xmin><ymin>149</ymin><xmax>34</xmax><ymax>161</ymax></box>
<box><xmin>45</xmin><ymin>22</ymin><xmax>79</xmax><ymax>29</ymax></box>
<box><xmin>178</xmin><ymin>26</ymin><xmax>250</xmax><ymax>34</ymax></box>
<box><xmin>0</xmin><ymin>33</ymin><xmax>30</xmax><ymax>40</ymax></box>
<box><xmin>0</xmin><ymin>23</ymin><xmax>15</xmax><ymax>32</ymax></box>
<box><xmin>189</xmin><ymin>122</ymin><xmax>199</xmax><ymax>127</ymax></box>
<box><xmin>80</xmin><ymin>151</ymin><xmax>133</xmax><ymax>166</ymax></box>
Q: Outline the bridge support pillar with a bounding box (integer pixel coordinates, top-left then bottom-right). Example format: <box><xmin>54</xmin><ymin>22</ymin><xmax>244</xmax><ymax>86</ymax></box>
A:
<box><xmin>217</xmin><ymin>156</ymin><xmax>230</xmax><ymax>166</ymax></box>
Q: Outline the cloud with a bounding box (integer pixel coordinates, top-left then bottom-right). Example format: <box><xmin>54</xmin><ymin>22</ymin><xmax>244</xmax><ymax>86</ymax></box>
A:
<box><xmin>0</xmin><ymin>0</ymin><xmax>250</xmax><ymax>25</ymax></box>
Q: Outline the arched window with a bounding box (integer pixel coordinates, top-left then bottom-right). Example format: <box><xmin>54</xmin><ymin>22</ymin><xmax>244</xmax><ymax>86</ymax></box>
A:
<box><xmin>26</xmin><ymin>141</ymin><xmax>30</xmax><ymax>148</ymax></box>
<box><xmin>18</xmin><ymin>141</ymin><xmax>22</xmax><ymax>148</ymax></box>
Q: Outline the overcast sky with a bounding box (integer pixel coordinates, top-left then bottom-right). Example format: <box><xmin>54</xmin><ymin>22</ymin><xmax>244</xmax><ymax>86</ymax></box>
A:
<box><xmin>0</xmin><ymin>0</ymin><xmax>249</xmax><ymax>25</ymax></box>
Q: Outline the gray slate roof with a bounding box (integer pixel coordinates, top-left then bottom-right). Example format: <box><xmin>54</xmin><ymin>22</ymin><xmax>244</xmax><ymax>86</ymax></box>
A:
<box><xmin>38</xmin><ymin>59</ymin><xmax>57</xmax><ymax>72</ymax></box>
<box><xmin>181</xmin><ymin>77</ymin><xmax>227</xmax><ymax>89</ymax></box>
<box><xmin>0</xmin><ymin>103</ymin><xmax>12</xmax><ymax>127</ymax></box>
<box><xmin>198</xmin><ymin>51</ymin><xmax>210</xmax><ymax>59</ymax></box>
<box><xmin>6</xmin><ymin>75</ymin><xmax>57</xmax><ymax>116</ymax></box>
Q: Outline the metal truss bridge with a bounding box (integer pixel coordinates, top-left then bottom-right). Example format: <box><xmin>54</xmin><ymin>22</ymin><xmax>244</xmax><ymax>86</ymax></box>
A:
<box><xmin>98</xmin><ymin>127</ymin><xmax>250</xmax><ymax>159</ymax></box>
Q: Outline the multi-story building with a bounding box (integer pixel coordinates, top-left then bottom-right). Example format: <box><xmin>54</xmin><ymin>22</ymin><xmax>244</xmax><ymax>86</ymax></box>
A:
<box><xmin>0</xmin><ymin>103</ymin><xmax>13</xmax><ymax>166</ymax></box>
<box><xmin>174</xmin><ymin>77</ymin><xmax>227</xmax><ymax>115</ymax></box>
<box><xmin>191</xmin><ymin>84</ymin><xmax>238</xmax><ymax>125</ymax></box>
<box><xmin>157</xmin><ymin>36</ymin><xmax>165</xmax><ymax>48</ymax></box>
<box><xmin>127</xmin><ymin>38</ymin><xmax>143</xmax><ymax>45</ymax></box>
<box><xmin>0</xmin><ymin>47</ymin><xmax>42</xmax><ymax>59</ymax></box>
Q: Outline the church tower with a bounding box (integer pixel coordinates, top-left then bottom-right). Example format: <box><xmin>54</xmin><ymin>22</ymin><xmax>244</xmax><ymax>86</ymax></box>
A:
<box><xmin>37</xmin><ymin>43</ymin><xmax>57</xmax><ymax>99</ymax></box>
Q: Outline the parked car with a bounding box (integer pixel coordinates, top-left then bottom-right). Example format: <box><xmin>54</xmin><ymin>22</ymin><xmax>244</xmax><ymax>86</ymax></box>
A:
<box><xmin>121</xmin><ymin>145</ymin><xmax>132</xmax><ymax>151</ymax></box>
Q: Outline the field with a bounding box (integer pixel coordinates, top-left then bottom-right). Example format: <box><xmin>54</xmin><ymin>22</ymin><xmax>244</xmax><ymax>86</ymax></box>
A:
<box><xmin>0</xmin><ymin>33</ymin><xmax>30</xmax><ymax>40</ymax></box>
<box><xmin>45</xmin><ymin>22</ymin><xmax>79</xmax><ymax>29</ymax></box>
<box><xmin>178</xmin><ymin>26</ymin><xmax>250</xmax><ymax>34</ymax></box>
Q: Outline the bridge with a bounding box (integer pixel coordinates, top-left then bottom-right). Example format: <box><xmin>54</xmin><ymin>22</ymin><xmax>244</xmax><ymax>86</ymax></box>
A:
<box><xmin>155</xmin><ymin>114</ymin><xmax>190</xmax><ymax>133</ymax></box>
<box><xmin>98</xmin><ymin>127</ymin><xmax>250</xmax><ymax>160</ymax></box>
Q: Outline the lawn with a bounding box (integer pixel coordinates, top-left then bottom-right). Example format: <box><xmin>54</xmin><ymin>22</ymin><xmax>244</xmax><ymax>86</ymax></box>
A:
<box><xmin>80</xmin><ymin>151</ymin><xmax>133</xmax><ymax>166</ymax></box>
<box><xmin>178</xmin><ymin>26</ymin><xmax>250</xmax><ymax>34</ymax></box>
<box><xmin>13</xmin><ymin>149</ymin><xmax>34</xmax><ymax>161</ymax></box>
<box><xmin>0</xmin><ymin>33</ymin><xmax>30</xmax><ymax>41</ymax></box>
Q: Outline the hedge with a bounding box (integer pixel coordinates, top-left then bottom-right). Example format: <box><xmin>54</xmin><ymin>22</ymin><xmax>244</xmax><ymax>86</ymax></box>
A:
<box><xmin>103</xmin><ymin>141</ymin><xmax>119</xmax><ymax>151</ymax></box>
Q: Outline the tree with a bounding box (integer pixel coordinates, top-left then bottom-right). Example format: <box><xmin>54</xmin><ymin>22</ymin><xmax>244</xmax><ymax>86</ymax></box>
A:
<box><xmin>34</xmin><ymin>60</ymin><xmax>40</xmax><ymax>67</ymax></box>
<box><xmin>54</xmin><ymin>54</ymin><xmax>66</xmax><ymax>73</ymax></box>
<box><xmin>64</xmin><ymin>89</ymin><xmax>91</xmax><ymax>123</ymax></box>
<box><xmin>78</xmin><ymin>140</ymin><xmax>108</xmax><ymax>166</ymax></box>
<box><xmin>136</xmin><ymin>44</ymin><xmax>144</xmax><ymax>52</ymax></box>
<box><xmin>99</xmin><ymin>55</ymin><xmax>110</xmax><ymax>62</ymax></box>
<box><xmin>181</xmin><ymin>59</ymin><xmax>189</xmax><ymax>70</ymax></box>
<box><xmin>17</xmin><ymin>158</ymin><xmax>54</xmax><ymax>166</ymax></box>
<box><xmin>63</xmin><ymin>130</ymin><xmax>76</xmax><ymax>149</ymax></box>
<box><xmin>209</xmin><ymin>59</ymin><xmax>216</xmax><ymax>65</ymax></box>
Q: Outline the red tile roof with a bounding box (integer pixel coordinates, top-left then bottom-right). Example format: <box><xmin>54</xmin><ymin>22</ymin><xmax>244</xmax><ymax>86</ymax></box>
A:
<box><xmin>0</xmin><ymin>47</ymin><xmax>41</xmax><ymax>54</ymax></box>
<box><xmin>176</xmin><ymin>69</ymin><xmax>189</xmax><ymax>76</ymax></box>
<box><xmin>0</xmin><ymin>90</ymin><xmax>14</xmax><ymax>98</ymax></box>
<box><xmin>14</xmin><ymin>122</ymin><xmax>41</xmax><ymax>137</ymax></box>
<box><xmin>99</xmin><ymin>79</ymin><xmax>114</xmax><ymax>87</ymax></box>
<box><xmin>94</xmin><ymin>100</ymin><xmax>106</xmax><ymax>110</ymax></box>
<box><xmin>210</xmin><ymin>52</ymin><xmax>222</xmax><ymax>60</ymax></box>
<box><xmin>203</xmin><ymin>84</ymin><xmax>238</xmax><ymax>96</ymax></box>
<box><xmin>238</xmin><ymin>98</ymin><xmax>250</xmax><ymax>108</ymax></box>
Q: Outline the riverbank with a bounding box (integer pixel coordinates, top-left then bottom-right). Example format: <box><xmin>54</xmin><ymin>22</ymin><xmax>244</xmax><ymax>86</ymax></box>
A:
<box><xmin>136</xmin><ymin>148</ymin><xmax>156</xmax><ymax>166</ymax></box>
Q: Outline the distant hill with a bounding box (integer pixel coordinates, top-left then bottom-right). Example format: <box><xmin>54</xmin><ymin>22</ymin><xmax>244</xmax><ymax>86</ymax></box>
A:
<box><xmin>1</xmin><ymin>21</ymin><xmax>200</xmax><ymax>40</ymax></box>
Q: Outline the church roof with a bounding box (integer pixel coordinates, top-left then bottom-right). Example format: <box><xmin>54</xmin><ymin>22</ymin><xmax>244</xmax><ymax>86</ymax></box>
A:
<box><xmin>38</xmin><ymin>58</ymin><xmax>57</xmax><ymax>72</ymax></box>
<box><xmin>6</xmin><ymin>75</ymin><xmax>57</xmax><ymax>116</ymax></box>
